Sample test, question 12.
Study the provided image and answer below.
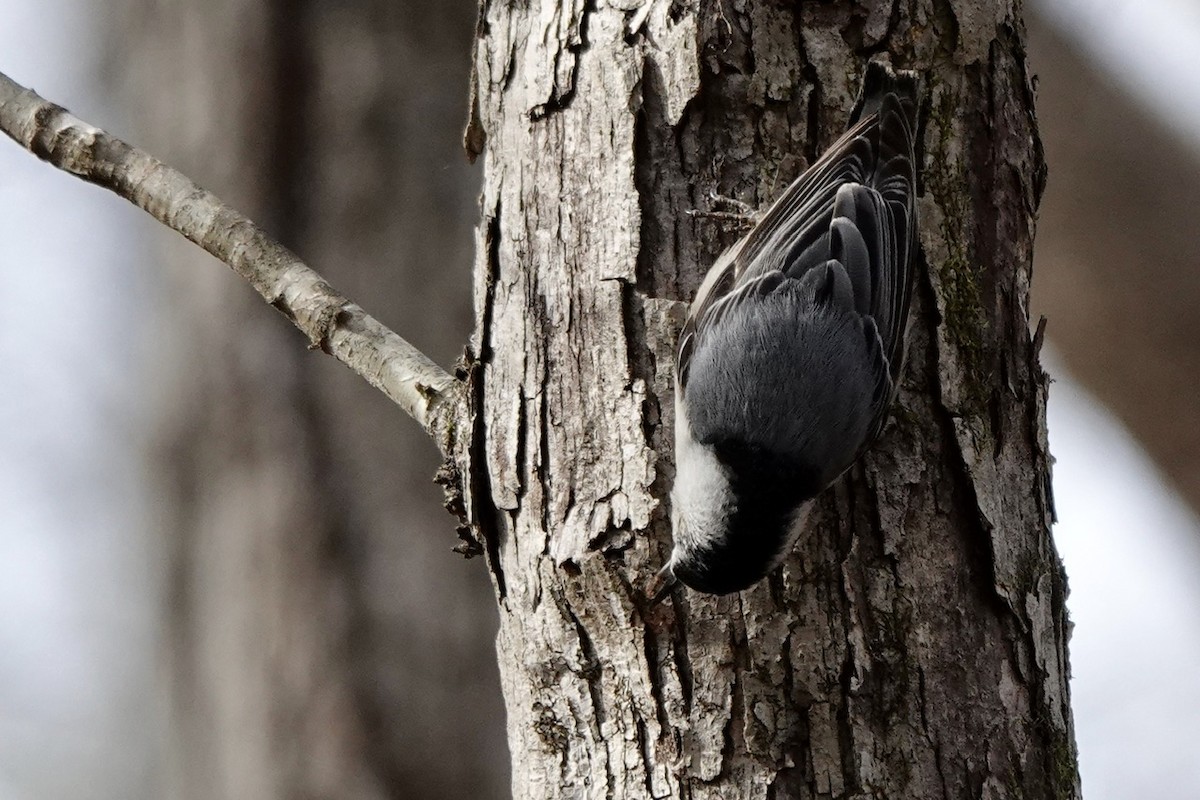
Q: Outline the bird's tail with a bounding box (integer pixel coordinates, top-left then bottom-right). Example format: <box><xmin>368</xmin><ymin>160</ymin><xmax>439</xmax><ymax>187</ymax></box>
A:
<box><xmin>852</xmin><ymin>59</ymin><xmax>921</xmax><ymax>130</ymax></box>
<box><xmin>851</xmin><ymin>60</ymin><xmax>922</xmax><ymax>386</ymax></box>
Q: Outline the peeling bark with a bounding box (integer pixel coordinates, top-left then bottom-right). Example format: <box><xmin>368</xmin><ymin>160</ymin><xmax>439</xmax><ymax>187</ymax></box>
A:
<box><xmin>468</xmin><ymin>1</ymin><xmax>1076</xmax><ymax>797</ymax></box>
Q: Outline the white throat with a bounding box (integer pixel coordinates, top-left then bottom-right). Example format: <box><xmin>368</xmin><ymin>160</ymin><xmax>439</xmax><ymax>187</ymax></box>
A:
<box><xmin>670</xmin><ymin>393</ymin><xmax>734</xmax><ymax>562</ymax></box>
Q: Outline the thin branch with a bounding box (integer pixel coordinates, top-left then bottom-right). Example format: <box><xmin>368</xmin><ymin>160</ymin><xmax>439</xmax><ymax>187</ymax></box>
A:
<box><xmin>0</xmin><ymin>70</ymin><xmax>465</xmax><ymax>454</ymax></box>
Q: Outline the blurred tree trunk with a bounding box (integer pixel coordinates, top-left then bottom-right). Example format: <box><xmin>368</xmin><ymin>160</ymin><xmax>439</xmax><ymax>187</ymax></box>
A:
<box><xmin>1029</xmin><ymin>16</ymin><xmax>1200</xmax><ymax>520</ymax></box>
<box><xmin>466</xmin><ymin>0</ymin><xmax>1078</xmax><ymax>796</ymax></box>
<box><xmin>109</xmin><ymin>1</ymin><xmax>507</xmax><ymax>798</ymax></box>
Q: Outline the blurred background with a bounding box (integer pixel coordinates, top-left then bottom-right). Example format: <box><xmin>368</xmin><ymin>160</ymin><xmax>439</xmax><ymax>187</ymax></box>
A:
<box><xmin>0</xmin><ymin>1</ymin><xmax>1197</xmax><ymax>798</ymax></box>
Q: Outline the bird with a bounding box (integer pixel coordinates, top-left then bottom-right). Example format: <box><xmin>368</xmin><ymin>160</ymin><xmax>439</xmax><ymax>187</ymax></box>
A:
<box><xmin>666</xmin><ymin>61</ymin><xmax>921</xmax><ymax>596</ymax></box>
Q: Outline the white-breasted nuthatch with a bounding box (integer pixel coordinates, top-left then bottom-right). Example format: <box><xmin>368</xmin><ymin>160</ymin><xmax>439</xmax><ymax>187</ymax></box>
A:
<box><xmin>667</xmin><ymin>62</ymin><xmax>921</xmax><ymax>595</ymax></box>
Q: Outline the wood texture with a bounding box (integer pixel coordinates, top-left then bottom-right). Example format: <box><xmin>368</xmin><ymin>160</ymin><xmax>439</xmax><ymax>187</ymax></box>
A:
<box><xmin>467</xmin><ymin>0</ymin><xmax>1077</xmax><ymax>796</ymax></box>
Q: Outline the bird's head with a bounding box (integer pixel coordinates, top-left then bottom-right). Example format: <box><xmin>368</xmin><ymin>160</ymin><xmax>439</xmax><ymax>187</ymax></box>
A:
<box><xmin>669</xmin><ymin>400</ymin><xmax>814</xmax><ymax>594</ymax></box>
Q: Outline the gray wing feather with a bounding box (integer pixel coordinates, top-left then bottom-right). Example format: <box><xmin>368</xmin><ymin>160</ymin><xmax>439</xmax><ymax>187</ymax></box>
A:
<box><xmin>678</xmin><ymin>62</ymin><xmax>919</xmax><ymax>454</ymax></box>
<box><xmin>829</xmin><ymin>213</ymin><xmax>871</xmax><ymax>315</ymax></box>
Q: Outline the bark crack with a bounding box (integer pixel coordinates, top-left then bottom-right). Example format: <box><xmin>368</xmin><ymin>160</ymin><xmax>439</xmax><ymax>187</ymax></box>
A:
<box><xmin>530</xmin><ymin>0</ymin><xmax>596</xmax><ymax>120</ymax></box>
<box><xmin>561</xmin><ymin>594</ymin><xmax>613</xmax><ymax>798</ymax></box>
<box><xmin>474</xmin><ymin>206</ymin><xmax>508</xmax><ymax>600</ymax></box>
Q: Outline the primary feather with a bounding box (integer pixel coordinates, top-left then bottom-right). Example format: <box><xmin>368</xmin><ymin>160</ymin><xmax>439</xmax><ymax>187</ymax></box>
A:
<box><xmin>669</xmin><ymin>62</ymin><xmax>921</xmax><ymax>595</ymax></box>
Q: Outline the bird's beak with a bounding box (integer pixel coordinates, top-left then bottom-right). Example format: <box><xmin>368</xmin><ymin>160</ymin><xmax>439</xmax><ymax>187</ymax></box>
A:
<box><xmin>645</xmin><ymin>563</ymin><xmax>677</xmax><ymax>606</ymax></box>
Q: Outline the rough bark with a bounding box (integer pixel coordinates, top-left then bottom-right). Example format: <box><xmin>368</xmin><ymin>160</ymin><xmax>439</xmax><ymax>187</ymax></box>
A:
<box><xmin>108</xmin><ymin>1</ymin><xmax>507</xmax><ymax>797</ymax></box>
<box><xmin>1029</xmin><ymin>16</ymin><xmax>1200</xmax><ymax>521</ymax></box>
<box><xmin>467</xmin><ymin>1</ymin><xmax>1076</xmax><ymax>797</ymax></box>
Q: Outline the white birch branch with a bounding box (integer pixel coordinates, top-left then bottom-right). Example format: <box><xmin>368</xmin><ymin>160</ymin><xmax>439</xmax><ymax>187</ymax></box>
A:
<box><xmin>0</xmin><ymin>70</ymin><xmax>465</xmax><ymax>454</ymax></box>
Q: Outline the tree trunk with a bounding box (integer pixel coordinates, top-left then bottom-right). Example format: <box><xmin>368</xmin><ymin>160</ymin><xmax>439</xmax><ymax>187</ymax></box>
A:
<box><xmin>112</xmin><ymin>1</ymin><xmax>508</xmax><ymax>797</ymax></box>
<box><xmin>1029</xmin><ymin>14</ymin><xmax>1200</xmax><ymax>521</ymax></box>
<box><xmin>467</xmin><ymin>0</ymin><xmax>1077</xmax><ymax>796</ymax></box>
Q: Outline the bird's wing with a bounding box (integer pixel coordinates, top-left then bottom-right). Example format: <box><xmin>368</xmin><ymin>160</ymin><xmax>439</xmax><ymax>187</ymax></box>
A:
<box><xmin>734</xmin><ymin>79</ymin><xmax>918</xmax><ymax>376</ymax></box>
<box><xmin>677</xmin><ymin>62</ymin><xmax>919</xmax><ymax>435</ymax></box>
